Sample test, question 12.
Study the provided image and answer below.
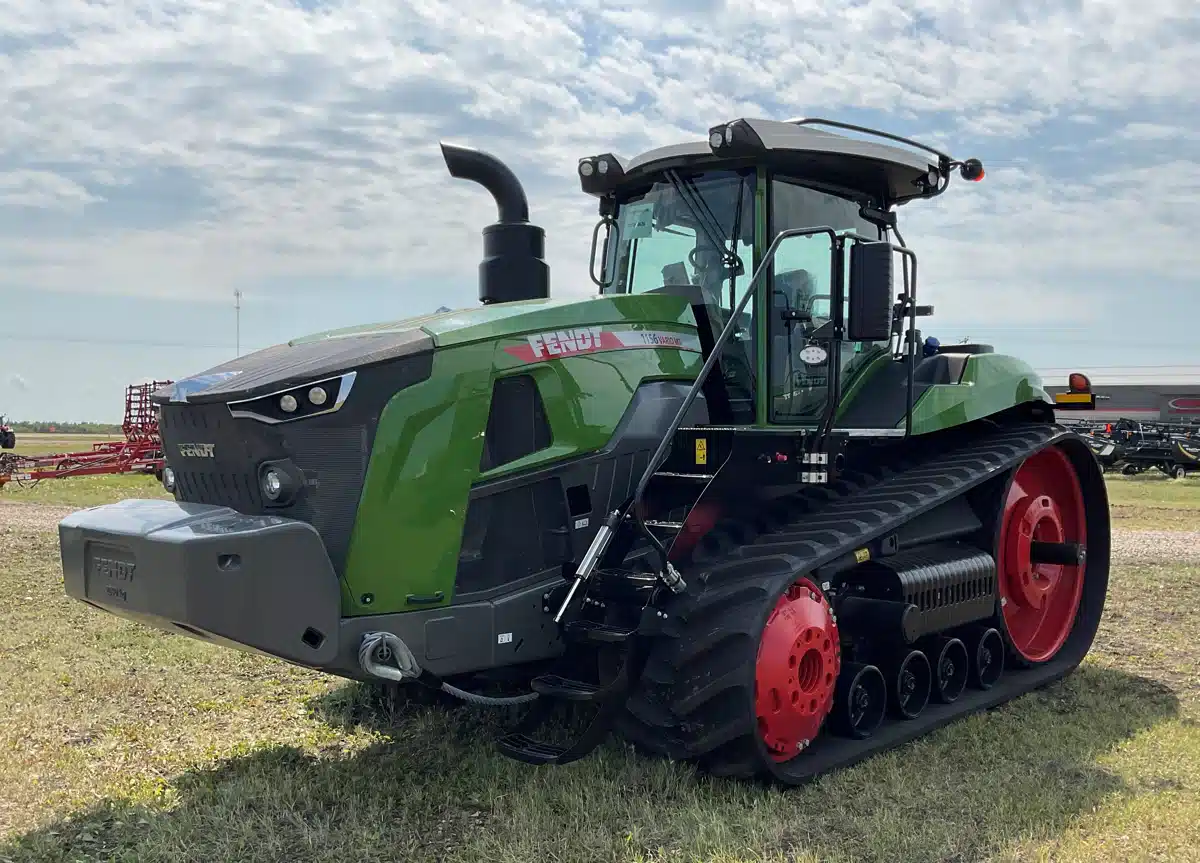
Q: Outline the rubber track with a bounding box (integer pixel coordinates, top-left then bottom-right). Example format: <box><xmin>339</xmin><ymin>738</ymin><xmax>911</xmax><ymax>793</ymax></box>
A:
<box><xmin>617</xmin><ymin>420</ymin><xmax>1110</xmax><ymax>784</ymax></box>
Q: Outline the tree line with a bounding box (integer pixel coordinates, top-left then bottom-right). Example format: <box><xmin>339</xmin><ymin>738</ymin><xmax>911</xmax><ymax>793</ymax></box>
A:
<box><xmin>2</xmin><ymin>420</ymin><xmax>124</xmax><ymax>434</ymax></box>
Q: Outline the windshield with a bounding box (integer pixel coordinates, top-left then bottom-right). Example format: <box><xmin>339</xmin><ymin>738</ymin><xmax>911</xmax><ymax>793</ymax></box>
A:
<box><xmin>602</xmin><ymin>169</ymin><xmax>754</xmax><ymax>308</ymax></box>
<box><xmin>602</xmin><ymin>168</ymin><xmax>757</xmax><ymax>420</ymax></box>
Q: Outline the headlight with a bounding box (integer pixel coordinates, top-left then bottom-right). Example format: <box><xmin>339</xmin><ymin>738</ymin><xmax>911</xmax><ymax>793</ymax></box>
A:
<box><xmin>226</xmin><ymin>371</ymin><xmax>356</xmax><ymax>425</ymax></box>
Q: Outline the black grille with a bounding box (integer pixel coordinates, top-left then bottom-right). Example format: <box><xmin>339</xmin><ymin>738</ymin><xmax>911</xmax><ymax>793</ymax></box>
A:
<box><xmin>157</xmin><ymin>350</ymin><xmax>433</xmax><ymax>577</ymax></box>
<box><xmin>161</xmin><ymin>402</ymin><xmax>370</xmax><ymax>575</ymax></box>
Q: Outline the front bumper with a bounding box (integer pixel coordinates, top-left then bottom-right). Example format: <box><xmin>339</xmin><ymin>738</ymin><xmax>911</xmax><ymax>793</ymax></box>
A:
<box><xmin>59</xmin><ymin>498</ymin><xmax>567</xmax><ymax>680</ymax></box>
<box><xmin>59</xmin><ymin>498</ymin><xmax>342</xmax><ymax>668</ymax></box>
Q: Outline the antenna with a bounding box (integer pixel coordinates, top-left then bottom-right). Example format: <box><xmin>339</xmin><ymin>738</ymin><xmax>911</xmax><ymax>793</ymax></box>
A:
<box><xmin>234</xmin><ymin>289</ymin><xmax>242</xmax><ymax>357</ymax></box>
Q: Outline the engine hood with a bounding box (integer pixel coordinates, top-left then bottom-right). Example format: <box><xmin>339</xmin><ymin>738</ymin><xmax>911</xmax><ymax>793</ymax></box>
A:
<box><xmin>156</xmin><ymin>293</ymin><xmax>696</xmax><ymax>405</ymax></box>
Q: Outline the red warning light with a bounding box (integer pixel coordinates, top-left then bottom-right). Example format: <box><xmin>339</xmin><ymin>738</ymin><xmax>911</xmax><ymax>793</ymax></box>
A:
<box><xmin>1068</xmin><ymin>372</ymin><xmax>1091</xmax><ymax>393</ymax></box>
<box><xmin>959</xmin><ymin>158</ymin><xmax>985</xmax><ymax>182</ymax></box>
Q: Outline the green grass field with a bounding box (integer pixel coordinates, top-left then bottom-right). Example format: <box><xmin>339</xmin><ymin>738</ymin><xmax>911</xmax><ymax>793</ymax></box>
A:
<box><xmin>4</xmin><ymin>432</ymin><xmax>125</xmax><ymax>458</ymax></box>
<box><xmin>0</xmin><ymin>468</ymin><xmax>1197</xmax><ymax>862</ymax></box>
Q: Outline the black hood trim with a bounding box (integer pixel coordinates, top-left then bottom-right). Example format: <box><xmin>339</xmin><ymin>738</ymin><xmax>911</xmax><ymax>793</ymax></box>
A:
<box><xmin>154</xmin><ymin>328</ymin><xmax>434</xmax><ymax>406</ymax></box>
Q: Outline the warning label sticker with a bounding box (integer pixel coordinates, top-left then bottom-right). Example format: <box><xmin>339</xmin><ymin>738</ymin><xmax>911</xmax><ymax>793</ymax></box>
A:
<box><xmin>503</xmin><ymin>327</ymin><xmax>702</xmax><ymax>364</ymax></box>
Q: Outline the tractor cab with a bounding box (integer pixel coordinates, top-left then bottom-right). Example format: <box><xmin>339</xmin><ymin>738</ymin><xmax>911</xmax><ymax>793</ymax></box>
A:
<box><xmin>580</xmin><ymin>118</ymin><xmax>987</xmax><ymax>434</ymax></box>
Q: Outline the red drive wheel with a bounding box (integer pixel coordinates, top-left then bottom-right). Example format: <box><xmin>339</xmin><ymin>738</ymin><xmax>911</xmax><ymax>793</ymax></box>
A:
<box><xmin>755</xmin><ymin>577</ymin><xmax>840</xmax><ymax>761</ymax></box>
<box><xmin>996</xmin><ymin>445</ymin><xmax>1087</xmax><ymax>664</ymax></box>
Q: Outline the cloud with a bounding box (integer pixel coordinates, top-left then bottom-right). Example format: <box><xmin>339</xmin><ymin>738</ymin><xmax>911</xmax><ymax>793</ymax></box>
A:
<box><xmin>1114</xmin><ymin>122</ymin><xmax>1193</xmax><ymax>142</ymax></box>
<box><xmin>6</xmin><ymin>373</ymin><xmax>30</xmax><ymax>392</ymax></box>
<box><xmin>0</xmin><ymin>0</ymin><xmax>1194</xmax><ymax>343</ymax></box>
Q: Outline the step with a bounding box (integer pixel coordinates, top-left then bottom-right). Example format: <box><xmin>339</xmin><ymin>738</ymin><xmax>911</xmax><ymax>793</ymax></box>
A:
<box><xmin>496</xmin><ymin>733</ymin><xmax>571</xmax><ymax>765</ymax></box>
<box><xmin>530</xmin><ymin>674</ymin><xmax>602</xmax><ymax>702</ymax></box>
<box><xmin>563</xmin><ymin>619</ymin><xmax>636</xmax><ymax>645</ymax></box>
<box><xmin>653</xmin><ymin>471</ymin><xmax>715</xmax><ymax>481</ymax></box>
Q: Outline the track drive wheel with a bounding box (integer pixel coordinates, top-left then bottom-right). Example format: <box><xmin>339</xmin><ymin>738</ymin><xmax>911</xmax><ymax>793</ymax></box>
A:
<box><xmin>995</xmin><ymin>444</ymin><xmax>1088</xmax><ymax>666</ymax></box>
<box><xmin>754</xmin><ymin>577</ymin><xmax>840</xmax><ymax>761</ymax></box>
<box><xmin>618</xmin><ymin>555</ymin><xmax>841</xmax><ymax>780</ymax></box>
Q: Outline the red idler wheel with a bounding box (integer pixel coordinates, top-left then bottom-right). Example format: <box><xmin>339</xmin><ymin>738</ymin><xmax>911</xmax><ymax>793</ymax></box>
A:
<box><xmin>754</xmin><ymin>577</ymin><xmax>840</xmax><ymax>761</ymax></box>
<box><xmin>996</xmin><ymin>445</ymin><xmax>1087</xmax><ymax>664</ymax></box>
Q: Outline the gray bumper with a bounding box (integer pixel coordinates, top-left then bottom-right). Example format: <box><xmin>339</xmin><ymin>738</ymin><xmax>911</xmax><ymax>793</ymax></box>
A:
<box><xmin>59</xmin><ymin>498</ymin><xmax>342</xmax><ymax>668</ymax></box>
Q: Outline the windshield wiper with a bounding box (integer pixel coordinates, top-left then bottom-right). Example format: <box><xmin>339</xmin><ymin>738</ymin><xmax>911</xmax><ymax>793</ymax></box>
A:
<box><xmin>663</xmin><ymin>169</ymin><xmax>743</xmax><ymax>274</ymax></box>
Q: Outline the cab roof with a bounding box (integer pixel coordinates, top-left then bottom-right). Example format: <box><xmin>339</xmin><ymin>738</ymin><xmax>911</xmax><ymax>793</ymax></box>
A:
<box><xmin>580</xmin><ymin>117</ymin><xmax>949</xmax><ymax>208</ymax></box>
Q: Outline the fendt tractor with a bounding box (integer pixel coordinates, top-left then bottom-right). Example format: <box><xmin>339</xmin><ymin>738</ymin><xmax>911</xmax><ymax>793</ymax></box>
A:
<box><xmin>58</xmin><ymin>117</ymin><xmax>1110</xmax><ymax>785</ymax></box>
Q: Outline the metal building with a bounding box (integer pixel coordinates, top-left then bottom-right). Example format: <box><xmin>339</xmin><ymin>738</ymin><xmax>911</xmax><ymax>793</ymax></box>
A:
<box><xmin>1043</xmin><ymin>367</ymin><xmax>1200</xmax><ymax>425</ymax></box>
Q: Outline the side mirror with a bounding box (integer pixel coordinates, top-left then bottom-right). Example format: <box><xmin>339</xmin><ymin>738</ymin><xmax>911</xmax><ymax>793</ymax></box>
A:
<box><xmin>847</xmin><ymin>241</ymin><xmax>893</xmax><ymax>342</ymax></box>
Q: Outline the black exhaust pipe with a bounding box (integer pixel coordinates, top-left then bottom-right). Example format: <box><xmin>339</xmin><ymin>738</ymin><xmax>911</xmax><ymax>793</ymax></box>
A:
<box><xmin>440</xmin><ymin>142</ymin><xmax>549</xmax><ymax>305</ymax></box>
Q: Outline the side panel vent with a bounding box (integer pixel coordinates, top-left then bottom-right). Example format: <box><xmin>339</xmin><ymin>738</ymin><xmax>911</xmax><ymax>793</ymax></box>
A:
<box><xmin>455</xmin><ymin>478</ymin><xmax>569</xmax><ymax>596</ymax></box>
<box><xmin>480</xmin><ymin>374</ymin><xmax>552</xmax><ymax>471</ymax></box>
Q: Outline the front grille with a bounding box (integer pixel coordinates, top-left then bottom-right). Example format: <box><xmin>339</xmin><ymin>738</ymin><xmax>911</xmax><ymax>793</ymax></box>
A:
<box><xmin>160</xmin><ymin>402</ymin><xmax>370</xmax><ymax>576</ymax></box>
<box><xmin>156</xmin><ymin>348</ymin><xmax>434</xmax><ymax>577</ymax></box>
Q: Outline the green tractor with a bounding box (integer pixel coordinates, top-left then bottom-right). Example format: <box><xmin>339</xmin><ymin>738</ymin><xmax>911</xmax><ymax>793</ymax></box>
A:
<box><xmin>59</xmin><ymin>117</ymin><xmax>1110</xmax><ymax>784</ymax></box>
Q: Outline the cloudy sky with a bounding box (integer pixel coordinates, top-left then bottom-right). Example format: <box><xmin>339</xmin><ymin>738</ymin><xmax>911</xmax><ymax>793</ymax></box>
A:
<box><xmin>1</xmin><ymin>0</ymin><xmax>1197</xmax><ymax>422</ymax></box>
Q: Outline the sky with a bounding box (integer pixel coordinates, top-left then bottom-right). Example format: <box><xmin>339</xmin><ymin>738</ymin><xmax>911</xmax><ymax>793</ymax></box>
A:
<box><xmin>1</xmin><ymin>0</ymin><xmax>1197</xmax><ymax>423</ymax></box>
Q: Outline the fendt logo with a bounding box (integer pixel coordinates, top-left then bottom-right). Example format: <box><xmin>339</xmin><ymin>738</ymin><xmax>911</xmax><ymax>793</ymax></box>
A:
<box><xmin>177</xmin><ymin>443</ymin><xmax>215</xmax><ymax>458</ymax></box>
<box><xmin>525</xmin><ymin>327</ymin><xmax>606</xmax><ymax>359</ymax></box>
<box><xmin>503</xmin><ymin>326</ymin><xmax>702</xmax><ymax>364</ymax></box>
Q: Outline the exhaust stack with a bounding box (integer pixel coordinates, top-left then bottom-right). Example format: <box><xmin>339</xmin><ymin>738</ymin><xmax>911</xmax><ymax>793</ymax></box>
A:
<box><xmin>440</xmin><ymin>142</ymin><xmax>550</xmax><ymax>305</ymax></box>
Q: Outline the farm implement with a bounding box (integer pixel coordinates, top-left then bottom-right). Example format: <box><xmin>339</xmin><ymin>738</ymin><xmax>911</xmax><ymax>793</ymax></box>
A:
<box><xmin>1075</xmin><ymin>418</ymin><xmax>1199</xmax><ymax>479</ymax></box>
<box><xmin>0</xmin><ymin>381</ymin><xmax>172</xmax><ymax>489</ymax></box>
<box><xmin>57</xmin><ymin>117</ymin><xmax>1110</xmax><ymax>785</ymax></box>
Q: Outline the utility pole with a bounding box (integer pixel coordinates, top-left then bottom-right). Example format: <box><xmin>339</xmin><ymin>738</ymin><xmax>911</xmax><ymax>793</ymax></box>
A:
<box><xmin>234</xmin><ymin>289</ymin><xmax>243</xmax><ymax>356</ymax></box>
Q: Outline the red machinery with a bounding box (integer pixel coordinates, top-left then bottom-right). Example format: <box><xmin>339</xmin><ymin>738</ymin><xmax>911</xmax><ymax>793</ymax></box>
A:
<box><xmin>0</xmin><ymin>380</ymin><xmax>173</xmax><ymax>489</ymax></box>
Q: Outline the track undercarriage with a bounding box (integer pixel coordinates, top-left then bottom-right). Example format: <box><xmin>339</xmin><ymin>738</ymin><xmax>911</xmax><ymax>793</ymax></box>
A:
<box><xmin>497</xmin><ymin>417</ymin><xmax>1109</xmax><ymax>783</ymax></box>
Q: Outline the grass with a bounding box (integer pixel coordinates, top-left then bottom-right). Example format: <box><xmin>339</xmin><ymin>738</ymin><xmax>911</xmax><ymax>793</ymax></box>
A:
<box><xmin>0</xmin><ymin>476</ymin><xmax>1197</xmax><ymax>862</ymax></box>
<box><xmin>4</xmin><ymin>433</ymin><xmax>124</xmax><ymax>458</ymax></box>
<box><xmin>1103</xmin><ymin>473</ymin><xmax>1200</xmax><ymax>530</ymax></box>
<box><xmin>0</xmin><ymin>474</ymin><xmax>170</xmax><ymax>508</ymax></box>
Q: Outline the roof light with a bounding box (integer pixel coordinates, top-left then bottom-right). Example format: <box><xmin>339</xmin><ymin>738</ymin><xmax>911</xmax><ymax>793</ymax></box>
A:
<box><xmin>706</xmin><ymin>118</ymin><xmax>766</xmax><ymax>157</ymax></box>
<box><xmin>577</xmin><ymin>153</ymin><xmax>626</xmax><ymax>196</ymax></box>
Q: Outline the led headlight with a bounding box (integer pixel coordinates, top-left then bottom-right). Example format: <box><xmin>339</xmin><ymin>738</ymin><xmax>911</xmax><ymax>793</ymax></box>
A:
<box><xmin>227</xmin><ymin>371</ymin><xmax>357</xmax><ymax>425</ymax></box>
<box><xmin>705</xmin><ymin>119</ymin><xmax>766</xmax><ymax>157</ymax></box>
<box><xmin>577</xmin><ymin>153</ymin><xmax>627</xmax><ymax>196</ymax></box>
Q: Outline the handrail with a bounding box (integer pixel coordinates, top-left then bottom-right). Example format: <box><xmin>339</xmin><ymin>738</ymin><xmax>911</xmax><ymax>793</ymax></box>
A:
<box><xmin>554</xmin><ymin>226</ymin><xmax>840</xmax><ymax>621</ymax></box>
<box><xmin>629</xmin><ymin>225</ymin><xmax>839</xmax><ymax>507</ymax></box>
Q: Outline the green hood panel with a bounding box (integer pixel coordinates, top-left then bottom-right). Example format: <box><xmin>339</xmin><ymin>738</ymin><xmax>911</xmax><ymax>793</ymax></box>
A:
<box><xmin>290</xmin><ymin>294</ymin><xmax>698</xmax><ymax>350</ymax></box>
